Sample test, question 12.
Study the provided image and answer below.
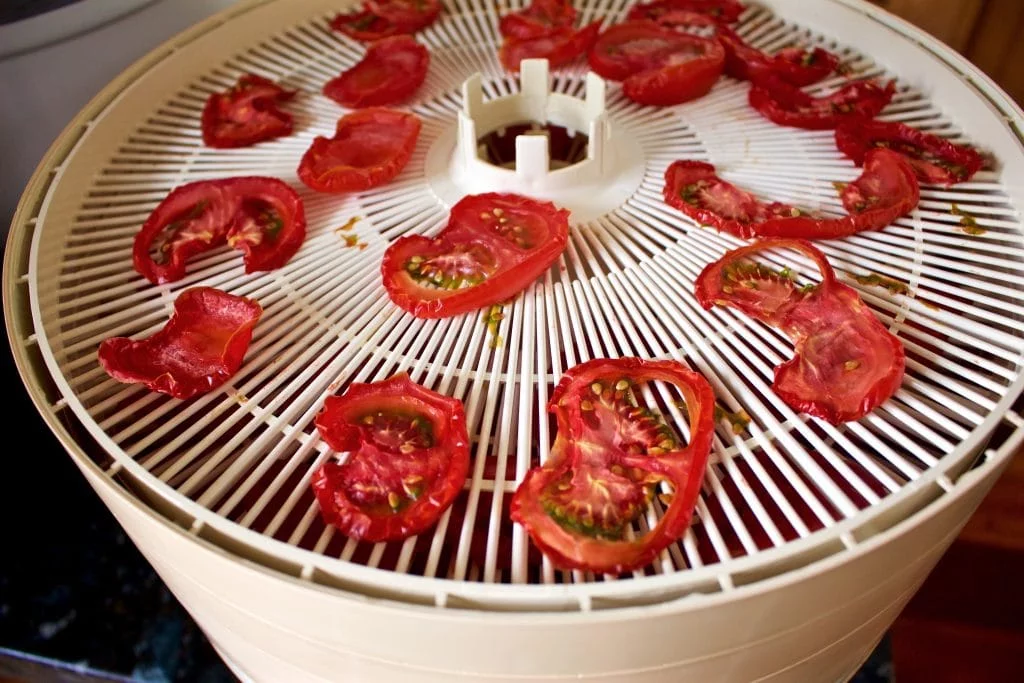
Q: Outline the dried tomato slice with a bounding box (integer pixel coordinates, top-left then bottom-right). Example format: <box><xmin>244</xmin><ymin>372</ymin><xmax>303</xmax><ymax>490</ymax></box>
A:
<box><xmin>511</xmin><ymin>358</ymin><xmax>715</xmax><ymax>574</ymax></box>
<box><xmin>98</xmin><ymin>287</ymin><xmax>262</xmax><ymax>400</ymax></box>
<box><xmin>749</xmin><ymin>78</ymin><xmax>895</xmax><ymax>130</ymax></box>
<box><xmin>201</xmin><ymin>74</ymin><xmax>295</xmax><ymax>149</ymax></box>
<box><xmin>627</xmin><ymin>0</ymin><xmax>745</xmax><ymax>24</ymax></box>
<box><xmin>132</xmin><ymin>177</ymin><xmax>306</xmax><ymax>284</ymax></box>
<box><xmin>297</xmin><ymin>108</ymin><xmax>421</xmax><ymax>193</ymax></box>
<box><xmin>835</xmin><ymin>118</ymin><xmax>983</xmax><ymax>186</ymax></box>
<box><xmin>312</xmin><ymin>374</ymin><xmax>469</xmax><ymax>542</ymax></box>
<box><xmin>499</xmin><ymin>21</ymin><xmax>601</xmax><ymax>72</ymax></box>
<box><xmin>329</xmin><ymin>0</ymin><xmax>440</xmax><ymax>42</ymax></box>
<box><xmin>499</xmin><ymin>0</ymin><xmax>577</xmax><ymax>39</ymax></box>
<box><xmin>695</xmin><ymin>239</ymin><xmax>905</xmax><ymax>423</ymax></box>
<box><xmin>323</xmin><ymin>36</ymin><xmax>429</xmax><ymax>108</ymax></box>
<box><xmin>718</xmin><ymin>26</ymin><xmax>837</xmax><ymax>86</ymax></box>
<box><xmin>381</xmin><ymin>193</ymin><xmax>569</xmax><ymax>319</ymax></box>
<box><xmin>664</xmin><ymin>150</ymin><xmax>918</xmax><ymax>240</ymax></box>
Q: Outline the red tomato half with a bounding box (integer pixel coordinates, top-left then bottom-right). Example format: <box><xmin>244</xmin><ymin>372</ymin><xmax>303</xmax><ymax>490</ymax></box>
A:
<box><xmin>312</xmin><ymin>374</ymin><xmax>469</xmax><ymax>542</ymax></box>
<box><xmin>511</xmin><ymin>358</ymin><xmax>715</xmax><ymax>574</ymax></box>
<box><xmin>133</xmin><ymin>177</ymin><xmax>306</xmax><ymax>285</ymax></box>
<box><xmin>500</xmin><ymin>21</ymin><xmax>602</xmax><ymax>72</ymax></box>
<box><xmin>499</xmin><ymin>0</ymin><xmax>577</xmax><ymax>39</ymax></box>
<box><xmin>835</xmin><ymin>118</ymin><xmax>983</xmax><ymax>186</ymax></box>
<box><xmin>98</xmin><ymin>287</ymin><xmax>262</xmax><ymax>400</ymax></box>
<box><xmin>297</xmin><ymin>108</ymin><xmax>421</xmax><ymax>193</ymax></box>
<box><xmin>329</xmin><ymin>0</ymin><xmax>440</xmax><ymax>42</ymax></box>
<box><xmin>323</xmin><ymin>36</ymin><xmax>429</xmax><ymax>108</ymax></box>
<box><xmin>201</xmin><ymin>74</ymin><xmax>295</xmax><ymax>149</ymax></box>
<box><xmin>627</xmin><ymin>0</ymin><xmax>745</xmax><ymax>24</ymax></box>
<box><xmin>695</xmin><ymin>239</ymin><xmax>905</xmax><ymax>423</ymax></box>
<box><xmin>718</xmin><ymin>26</ymin><xmax>838</xmax><ymax>87</ymax></box>
<box><xmin>749</xmin><ymin>78</ymin><xmax>895</xmax><ymax>130</ymax></box>
<box><xmin>381</xmin><ymin>193</ymin><xmax>569</xmax><ymax>319</ymax></box>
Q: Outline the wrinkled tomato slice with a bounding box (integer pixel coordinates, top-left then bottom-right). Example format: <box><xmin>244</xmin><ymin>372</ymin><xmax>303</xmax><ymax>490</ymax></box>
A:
<box><xmin>500</xmin><ymin>21</ymin><xmax>601</xmax><ymax>72</ymax></box>
<box><xmin>749</xmin><ymin>78</ymin><xmax>895</xmax><ymax>130</ymax></box>
<box><xmin>297</xmin><ymin>108</ymin><xmax>421</xmax><ymax>193</ymax></box>
<box><xmin>627</xmin><ymin>0</ymin><xmax>745</xmax><ymax>24</ymax></box>
<box><xmin>132</xmin><ymin>177</ymin><xmax>306</xmax><ymax>284</ymax></box>
<box><xmin>381</xmin><ymin>193</ymin><xmax>569</xmax><ymax>319</ymax></box>
<box><xmin>329</xmin><ymin>0</ymin><xmax>440</xmax><ymax>42</ymax></box>
<box><xmin>718</xmin><ymin>26</ymin><xmax>838</xmax><ymax>86</ymax></box>
<box><xmin>201</xmin><ymin>74</ymin><xmax>295</xmax><ymax>149</ymax></box>
<box><xmin>323</xmin><ymin>36</ymin><xmax>429</xmax><ymax>108</ymax></box>
<box><xmin>499</xmin><ymin>0</ymin><xmax>577</xmax><ymax>39</ymax></box>
<box><xmin>835</xmin><ymin>118</ymin><xmax>983</xmax><ymax>186</ymax></box>
<box><xmin>98</xmin><ymin>287</ymin><xmax>262</xmax><ymax>400</ymax></box>
<box><xmin>695</xmin><ymin>239</ymin><xmax>905</xmax><ymax>423</ymax></box>
<box><xmin>312</xmin><ymin>374</ymin><xmax>469</xmax><ymax>542</ymax></box>
<box><xmin>511</xmin><ymin>358</ymin><xmax>715</xmax><ymax>574</ymax></box>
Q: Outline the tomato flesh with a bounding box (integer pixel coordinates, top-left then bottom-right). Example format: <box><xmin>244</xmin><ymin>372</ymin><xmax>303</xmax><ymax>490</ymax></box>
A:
<box><xmin>499</xmin><ymin>0</ymin><xmax>577</xmax><ymax>39</ymax></box>
<box><xmin>718</xmin><ymin>26</ymin><xmax>838</xmax><ymax>86</ymax></box>
<box><xmin>695</xmin><ymin>239</ymin><xmax>905</xmax><ymax>423</ymax></box>
<box><xmin>329</xmin><ymin>0</ymin><xmax>440</xmax><ymax>42</ymax></box>
<box><xmin>749</xmin><ymin>78</ymin><xmax>895</xmax><ymax>130</ymax></box>
<box><xmin>312</xmin><ymin>374</ymin><xmax>469</xmax><ymax>542</ymax></box>
<box><xmin>835</xmin><ymin>118</ymin><xmax>983</xmax><ymax>186</ymax></box>
<box><xmin>511</xmin><ymin>358</ymin><xmax>715</xmax><ymax>574</ymax></box>
<box><xmin>382</xmin><ymin>193</ymin><xmax>569</xmax><ymax>318</ymax></box>
<box><xmin>297</xmin><ymin>108</ymin><xmax>421</xmax><ymax>193</ymax></box>
<box><xmin>98</xmin><ymin>287</ymin><xmax>262</xmax><ymax>400</ymax></box>
<box><xmin>324</xmin><ymin>36</ymin><xmax>429</xmax><ymax>108</ymax></box>
<box><xmin>133</xmin><ymin>177</ymin><xmax>306</xmax><ymax>285</ymax></box>
<box><xmin>500</xmin><ymin>21</ymin><xmax>601</xmax><ymax>72</ymax></box>
<box><xmin>201</xmin><ymin>74</ymin><xmax>295</xmax><ymax>148</ymax></box>
<box><xmin>627</xmin><ymin>0</ymin><xmax>745</xmax><ymax>24</ymax></box>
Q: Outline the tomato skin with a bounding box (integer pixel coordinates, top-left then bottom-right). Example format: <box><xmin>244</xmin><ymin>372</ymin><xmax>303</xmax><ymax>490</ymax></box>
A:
<box><xmin>500</xmin><ymin>21</ymin><xmax>602</xmax><ymax>72</ymax></box>
<box><xmin>511</xmin><ymin>358</ymin><xmax>715</xmax><ymax>574</ymax></box>
<box><xmin>621</xmin><ymin>36</ymin><xmax>725</xmax><ymax>106</ymax></box>
<box><xmin>323</xmin><ymin>36</ymin><xmax>429</xmax><ymax>108</ymax></box>
<box><xmin>98</xmin><ymin>287</ymin><xmax>262</xmax><ymax>400</ymax></box>
<box><xmin>201</xmin><ymin>74</ymin><xmax>295</xmax><ymax>149</ymax></box>
<box><xmin>329</xmin><ymin>0</ymin><xmax>440</xmax><ymax>43</ymax></box>
<box><xmin>695</xmin><ymin>239</ymin><xmax>905</xmax><ymax>423</ymax></box>
<box><xmin>749</xmin><ymin>78</ymin><xmax>895</xmax><ymax>130</ymax></box>
<box><xmin>224</xmin><ymin>177</ymin><xmax>307</xmax><ymax>274</ymax></box>
<box><xmin>297</xmin><ymin>108</ymin><xmax>421</xmax><ymax>193</ymax></box>
<box><xmin>835</xmin><ymin>118</ymin><xmax>983</xmax><ymax>186</ymax></box>
<box><xmin>312</xmin><ymin>374</ymin><xmax>469</xmax><ymax>542</ymax></box>
<box><xmin>627</xmin><ymin>0</ymin><xmax>745</xmax><ymax>24</ymax></box>
<box><xmin>499</xmin><ymin>0</ymin><xmax>577</xmax><ymax>39</ymax></box>
<box><xmin>718</xmin><ymin>27</ymin><xmax>837</xmax><ymax>87</ymax></box>
<box><xmin>381</xmin><ymin>193</ymin><xmax>570</xmax><ymax>319</ymax></box>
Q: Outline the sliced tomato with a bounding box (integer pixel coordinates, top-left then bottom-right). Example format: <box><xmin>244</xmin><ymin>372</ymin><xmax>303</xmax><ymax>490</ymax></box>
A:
<box><xmin>627</xmin><ymin>0</ymin><xmax>745</xmax><ymax>24</ymax></box>
<box><xmin>329</xmin><ymin>0</ymin><xmax>439</xmax><ymax>42</ymax></box>
<box><xmin>312</xmin><ymin>374</ymin><xmax>469</xmax><ymax>542</ymax></box>
<box><xmin>695</xmin><ymin>239</ymin><xmax>905</xmax><ymax>423</ymax></box>
<box><xmin>98</xmin><ymin>287</ymin><xmax>262</xmax><ymax>400</ymax></box>
<box><xmin>835</xmin><ymin>118</ymin><xmax>983</xmax><ymax>186</ymax></box>
<box><xmin>133</xmin><ymin>177</ymin><xmax>306</xmax><ymax>284</ymax></box>
<box><xmin>627</xmin><ymin>7</ymin><xmax>719</xmax><ymax>32</ymax></box>
<box><xmin>323</xmin><ymin>36</ymin><xmax>429</xmax><ymax>108</ymax></box>
<box><xmin>718</xmin><ymin>26</ymin><xmax>837</xmax><ymax>86</ymax></box>
<box><xmin>499</xmin><ymin>0</ymin><xmax>577</xmax><ymax>39</ymax></box>
<box><xmin>201</xmin><ymin>74</ymin><xmax>295</xmax><ymax>149</ymax></box>
<box><xmin>381</xmin><ymin>193</ymin><xmax>569</xmax><ymax>319</ymax></box>
<box><xmin>330</xmin><ymin>10</ymin><xmax>406</xmax><ymax>42</ymax></box>
<box><xmin>511</xmin><ymin>358</ymin><xmax>715</xmax><ymax>574</ymax></box>
<box><xmin>749</xmin><ymin>78</ymin><xmax>895</xmax><ymax>130</ymax></box>
<box><xmin>297</xmin><ymin>108</ymin><xmax>421</xmax><ymax>193</ymax></box>
<box><xmin>500</xmin><ymin>21</ymin><xmax>602</xmax><ymax>72</ymax></box>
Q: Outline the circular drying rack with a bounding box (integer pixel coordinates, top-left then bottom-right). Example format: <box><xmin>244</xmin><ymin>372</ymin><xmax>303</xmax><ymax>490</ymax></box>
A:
<box><xmin>6</xmin><ymin>0</ymin><xmax>1024</xmax><ymax>613</ymax></box>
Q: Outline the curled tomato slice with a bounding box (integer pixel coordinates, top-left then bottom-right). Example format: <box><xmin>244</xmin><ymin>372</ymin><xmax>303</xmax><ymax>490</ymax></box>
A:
<box><xmin>663</xmin><ymin>149</ymin><xmax>919</xmax><ymax>239</ymax></box>
<box><xmin>312</xmin><ymin>374</ymin><xmax>469</xmax><ymax>542</ymax></box>
<box><xmin>201</xmin><ymin>74</ymin><xmax>295</xmax><ymax>149</ymax></box>
<box><xmin>381</xmin><ymin>193</ymin><xmax>569</xmax><ymax>318</ymax></box>
<box><xmin>749</xmin><ymin>78</ymin><xmax>895</xmax><ymax>130</ymax></box>
<box><xmin>835</xmin><ymin>118</ymin><xmax>984</xmax><ymax>186</ymax></box>
<box><xmin>695</xmin><ymin>239</ymin><xmax>905</xmax><ymax>423</ymax></box>
<box><xmin>297</xmin><ymin>108</ymin><xmax>421</xmax><ymax>193</ymax></box>
<box><xmin>132</xmin><ymin>177</ymin><xmax>306</xmax><ymax>284</ymax></box>
<box><xmin>323</xmin><ymin>36</ymin><xmax>429</xmax><ymax>108</ymax></box>
<box><xmin>499</xmin><ymin>0</ymin><xmax>577</xmax><ymax>39</ymax></box>
<box><xmin>511</xmin><ymin>358</ymin><xmax>715</xmax><ymax>574</ymax></box>
<box><xmin>98</xmin><ymin>287</ymin><xmax>262</xmax><ymax>400</ymax></box>
<box><xmin>718</xmin><ymin>26</ymin><xmax>838</xmax><ymax>87</ymax></box>
<box><xmin>627</xmin><ymin>0</ymin><xmax>745</xmax><ymax>24</ymax></box>
<box><xmin>329</xmin><ymin>0</ymin><xmax>440</xmax><ymax>42</ymax></box>
<box><xmin>499</xmin><ymin>21</ymin><xmax>601</xmax><ymax>72</ymax></box>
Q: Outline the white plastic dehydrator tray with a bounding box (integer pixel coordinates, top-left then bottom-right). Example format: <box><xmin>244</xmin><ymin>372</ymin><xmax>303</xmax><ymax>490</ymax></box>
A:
<box><xmin>5</xmin><ymin>0</ymin><xmax>1024</xmax><ymax>681</ymax></box>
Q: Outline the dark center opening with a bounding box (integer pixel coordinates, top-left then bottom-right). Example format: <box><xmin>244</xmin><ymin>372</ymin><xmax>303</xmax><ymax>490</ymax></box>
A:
<box><xmin>477</xmin><ymin>121</ymin><xmax>589</xmax><ymax>170</ymax></box>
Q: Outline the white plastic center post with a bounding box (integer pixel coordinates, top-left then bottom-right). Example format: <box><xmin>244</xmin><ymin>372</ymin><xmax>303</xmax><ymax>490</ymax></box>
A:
<box><xmin>425</xmin><ymin>59</ymin><xmax>645</xmax><ymax>222</ymax></box>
